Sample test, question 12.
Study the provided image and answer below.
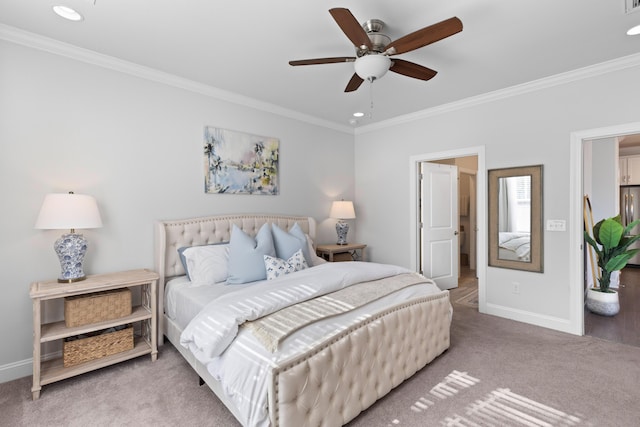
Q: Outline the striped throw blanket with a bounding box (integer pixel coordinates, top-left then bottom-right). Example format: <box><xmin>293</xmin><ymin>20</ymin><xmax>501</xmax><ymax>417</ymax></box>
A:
<box><xmin>242</xmin><ymin>272</ymin><xmax>428</xmax><ymax>352</ymax></box>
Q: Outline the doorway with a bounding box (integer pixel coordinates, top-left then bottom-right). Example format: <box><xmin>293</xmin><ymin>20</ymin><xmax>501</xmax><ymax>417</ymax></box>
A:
<box><xmin>409</xmin><ymin>146</ymin><xmax>487</xmax><ymax>312</ymax></box>
<box><xmin>582</xmin><ymin>132</ymin><xmax>640</xmax><ymax>346</ymax></box>
<box><xmin>570</xmin><ymin>121</ymin><xmax>640</xmax><ymax>337</ymax></box>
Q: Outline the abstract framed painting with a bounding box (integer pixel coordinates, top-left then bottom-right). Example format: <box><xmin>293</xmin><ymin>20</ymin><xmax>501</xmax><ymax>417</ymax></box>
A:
<box><xmin>204</xmin><ymin>126</ymin><xmax>279</xmax><ymax>195</ymax></box>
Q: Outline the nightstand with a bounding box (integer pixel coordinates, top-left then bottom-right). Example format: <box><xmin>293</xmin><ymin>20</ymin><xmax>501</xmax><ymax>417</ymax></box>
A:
<box><xmin>316</xmin><ymin>243</ymin><xmax>367</xmax><ymax>262</ymax></box>
<box><xmin>30</xmin><ymin>269</ymin><xmax>159</xmax><ymax>400</ymax></box>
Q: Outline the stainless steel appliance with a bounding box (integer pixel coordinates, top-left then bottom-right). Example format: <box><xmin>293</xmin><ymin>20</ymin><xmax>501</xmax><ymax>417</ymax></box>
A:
<box><xmin>620</xmin><ymin>186</ymin><xmax>640</xmax><ymax>265</ymax></box>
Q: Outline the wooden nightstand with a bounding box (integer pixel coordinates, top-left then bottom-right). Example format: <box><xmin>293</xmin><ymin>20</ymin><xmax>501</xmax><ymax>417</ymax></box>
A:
<box><xmin>30</xmin><ymin>269</ymin><xmax>159</xmax><ymax>400</ymax></box>
<box><xmin>316</xmin><ymin>243</ymin><xmax>367</xmax><ymax>262</ymax></box>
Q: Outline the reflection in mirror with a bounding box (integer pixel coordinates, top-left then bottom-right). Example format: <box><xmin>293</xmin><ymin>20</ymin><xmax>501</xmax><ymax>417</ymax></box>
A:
<box><xmin>497</xmin><ymin>175</ymin><xmax>531</xmax><ymax>262</ymax></box>
<box><xmin>489</xmin><ymin>165</ymin><xmax>543</xmax><ymax>272</ymax></box>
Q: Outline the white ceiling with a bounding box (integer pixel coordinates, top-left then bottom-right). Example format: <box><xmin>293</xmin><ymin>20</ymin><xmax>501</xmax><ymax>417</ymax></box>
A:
<box><xmin>1</xmin><ymin>0</ymin><xmax>640</xmax><ymax>129</ymax></box>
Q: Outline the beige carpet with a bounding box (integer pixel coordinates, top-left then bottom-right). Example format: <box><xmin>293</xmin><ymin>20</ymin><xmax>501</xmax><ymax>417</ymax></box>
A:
<box><xmin>2</xmin><ymin>301</ymin><xmax>640</xmax><ymax>426</ymax></box>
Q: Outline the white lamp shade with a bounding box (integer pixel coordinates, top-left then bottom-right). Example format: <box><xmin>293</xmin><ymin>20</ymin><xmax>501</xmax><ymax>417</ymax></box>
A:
<box><xmin>35</xmin><ymin>193</ymin><xmax>103</xmax><ymax>230</ymax></box>
<box><xmin>330</xmin><ymin>200</ymin><xmax>356</xmax><ymax>220</ymax></box>
<box><xmin>354</xmin><ymin>55</ymin><xmax>391</xmax><ymax>81</ymax></box>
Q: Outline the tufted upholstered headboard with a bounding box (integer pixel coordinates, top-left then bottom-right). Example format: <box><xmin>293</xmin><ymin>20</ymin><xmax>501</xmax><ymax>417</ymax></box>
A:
<box><xmin>154</xmin><ymin>213</ymin><xmax>316</xmax><ymax>340</ymax></box>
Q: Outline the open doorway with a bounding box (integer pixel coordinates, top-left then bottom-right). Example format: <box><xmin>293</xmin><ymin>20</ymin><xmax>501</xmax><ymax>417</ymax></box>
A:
<box><xmin>583</xmin><ymin>133</ymin><xmax>640</xmax><ymax>346</ymax></box>
<box><xmin>409</xmin><ymin>146</ymin><xmax>486</xmax><ymax>312</ymax></box>
<box><xmin>570</xmin><ymin>121</ymin><xmax>640</xmax><ymax>339</ymax></box>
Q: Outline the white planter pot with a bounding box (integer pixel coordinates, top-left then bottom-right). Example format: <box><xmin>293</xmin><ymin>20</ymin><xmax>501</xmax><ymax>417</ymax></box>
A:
<box><xmin>586</xmin><ymin>288</ymin><xmax>620</xmax><ymax>316</ymax></box>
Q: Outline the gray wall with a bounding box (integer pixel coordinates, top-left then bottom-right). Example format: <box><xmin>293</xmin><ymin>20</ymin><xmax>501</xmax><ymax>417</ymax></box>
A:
<box><xmin>354</xmin><ymin>62</ymin><xmax>640</xmax><ymax>334</ymax></box>
<box><xmin>3</xmin><ymin>29</ymin><xmax>640</xmax><ymax>383</ymax></box>
<box><xmin>590</xmin><ymin>138</ymin><xmax>619</xmax><ymax>223</ymax></box>
<box><xmin>0</xmin><ymin>39</ymin><xmax>354</xmax><ymax>381</ymax></box>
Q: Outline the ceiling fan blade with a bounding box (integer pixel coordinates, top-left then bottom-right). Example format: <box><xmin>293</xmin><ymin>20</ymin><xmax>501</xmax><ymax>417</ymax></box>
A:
<box><xmin>390</xmin><ymin>59</ymin><xmax>438</xmax><ymax>81</ymax></box>
<box><xmin>289</xmin><ymin>57</ymin><xmax>356</xmax><ymax>66</ymax></box>
<box><xmin>329</xmin><ymin>8</ymin><xmax>373</xmax><ymax>50</ymax></box>
<box><xmin>345</xmin><ymin>73</ymin><xmax>364</xmax><ymax>92</ymax></box>
<box><xmin>384</xmin><ymin>17</ymin><xmax>462</xmax><ymax>56</ymax></box>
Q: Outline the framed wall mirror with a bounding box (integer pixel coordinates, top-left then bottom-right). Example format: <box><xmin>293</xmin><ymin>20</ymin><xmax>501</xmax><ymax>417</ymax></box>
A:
<box><xmin>488</xmin><ymin>165</ymin><xmax>543</xmax><ymax>272</ymax></box>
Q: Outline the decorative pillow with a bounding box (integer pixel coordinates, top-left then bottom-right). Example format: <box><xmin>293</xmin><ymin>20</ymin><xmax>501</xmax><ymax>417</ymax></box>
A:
<box><xmin>178</xmin><ymin>243</ymin><xmax>229</xmax><ymax>285</ymax></box>
<box><xmin>178</xmin><ymin>243</ymin><xmax>229</xmax><ymax>284</ymax></box>
<box><xmin>227</xmin><ymin>223</ymin><xmax>276</xmax><ymax>284</ymax></box>
<box><xmin>271</xmin><ymin>223</ymin><xmax>312</xmax><ymax>265</ymax></box>
<box><xmin>264</xmin><ymin>249</ymin><xmax>309</xmax><ymax>280</ymax></box>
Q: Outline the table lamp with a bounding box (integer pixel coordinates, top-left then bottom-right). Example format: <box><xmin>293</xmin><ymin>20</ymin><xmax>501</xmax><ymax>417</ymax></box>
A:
<box><xmin>35</xmin><ymin>192</ymin><xmax>103</xmax><ymax>283</ymax></box>
<box><xmin>330</xmin><ymin>200</ymin><xmax>356</xmax><ymax>245</ymax></box>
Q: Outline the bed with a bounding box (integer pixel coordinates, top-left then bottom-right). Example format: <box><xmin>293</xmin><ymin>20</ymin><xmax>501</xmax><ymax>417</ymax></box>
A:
<box><xmin>155</xmin><ymin>213</ymin><xmax>451</xmax><ymax>427</ymax></box>
<box><xmin>498</xmin><ymin>231</ymin><xmax>531</xmax><ymax>262</ymax></box>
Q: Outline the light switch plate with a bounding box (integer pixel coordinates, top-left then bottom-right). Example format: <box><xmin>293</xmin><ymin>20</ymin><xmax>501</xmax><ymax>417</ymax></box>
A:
<box><xmin>546</xmin><ymin>219</ymin><xmax>566</xmax><ymax>231</ymax></box>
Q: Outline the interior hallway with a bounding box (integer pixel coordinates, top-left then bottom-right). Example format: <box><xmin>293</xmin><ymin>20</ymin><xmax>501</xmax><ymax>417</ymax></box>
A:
<box><xmin>448</xmin><ymin>265</ymin><xmax>478</xmax><ymax>309</ymax></box>
<box><xmin>584</xmin><ymin>266</ymin><xmax>640</xmax><ymax>347</ymax></box>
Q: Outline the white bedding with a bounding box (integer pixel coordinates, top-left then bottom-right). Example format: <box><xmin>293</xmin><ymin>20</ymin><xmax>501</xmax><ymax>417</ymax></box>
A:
<box><xmin>498</xmin><ymin>231</ymin><xmax>531</xmax><ymax>261</ymax></box>
<box><xmin>165</xmin><ymin>276</ymin><xmax>254</xmax><ymax>330</ymax></box>
<box><xmin>168</xmin><ymin>262</ymin><xmax>447</xmax><ymax>427</ymax></box>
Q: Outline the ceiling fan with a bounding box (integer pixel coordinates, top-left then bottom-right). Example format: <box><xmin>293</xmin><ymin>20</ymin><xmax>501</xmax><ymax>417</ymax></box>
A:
<box><xmin>289</xmin><ymin>8</ymin><xmax>463</xmax><ymax>92</ymax></box>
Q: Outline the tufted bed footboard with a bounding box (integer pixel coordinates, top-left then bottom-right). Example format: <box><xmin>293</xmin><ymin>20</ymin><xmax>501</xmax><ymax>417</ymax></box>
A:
<box><xmin>270</xmin><ymin>291</ymin><xmax>450</xmax><ymax>427</ymax></box>
<box><xmin>156</xmin><ymin>213</ymin><xmax>451</xmax><ymax>426</ymax></box>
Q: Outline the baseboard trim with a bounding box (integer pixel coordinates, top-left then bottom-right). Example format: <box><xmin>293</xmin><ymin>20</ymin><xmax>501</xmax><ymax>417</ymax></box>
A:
<box><xmin>0</xmin><ymin>357</ymin><xmax>32</xmax><ymax>384</ymax></box>
<box><xmin>0</xmin><ymin>351</ymin><xmax>62</xmax><ymax>384</ymax></box>
<box><xmin>485</xmin><ymin>303</ymin><xmax>579</xmax><ymax>335</ymax></box>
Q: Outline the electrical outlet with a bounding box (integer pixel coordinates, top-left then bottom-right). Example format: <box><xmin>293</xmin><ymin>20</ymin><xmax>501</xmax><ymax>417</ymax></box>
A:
<box><xmin>512</xmin><ymin>282</ymin><xmax>520</xmax><ymax>294</ymax></box>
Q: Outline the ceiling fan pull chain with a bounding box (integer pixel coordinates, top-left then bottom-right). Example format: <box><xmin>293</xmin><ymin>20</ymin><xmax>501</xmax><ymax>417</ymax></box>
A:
<box><xmin>369</xmin><ymin>80</ymin><xmax>374</xmax><ymax>119</ymax></box>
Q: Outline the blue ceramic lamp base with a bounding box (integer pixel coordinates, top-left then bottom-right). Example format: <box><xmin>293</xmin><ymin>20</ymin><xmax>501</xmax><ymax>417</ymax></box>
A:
<box><xmin>54</xmin><ymin>233</ymin><xmax>88</xmax><ymax>283</ymax></box>
<box><xmin>336</xmin><ymin>221</ymin><xmax>349</xmax><ymax>245</ymax></box>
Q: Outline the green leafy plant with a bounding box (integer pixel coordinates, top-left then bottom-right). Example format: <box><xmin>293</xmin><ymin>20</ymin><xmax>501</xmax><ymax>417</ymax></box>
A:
<box><xmin>584</xmin><ymin>215</ymin><xmax>640</xmax><ymax>293</ymax></box>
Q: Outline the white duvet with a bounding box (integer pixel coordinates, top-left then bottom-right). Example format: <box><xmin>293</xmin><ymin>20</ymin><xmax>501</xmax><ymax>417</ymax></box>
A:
<box><xmin>179</xmin><ymin>262</ymin><xmax>446</xmax><ymax>426</ymax></box>
<box><xmin>499</xmin><ymin>231</ymin><xmax>531</xmax><ymax>260</ymax></box>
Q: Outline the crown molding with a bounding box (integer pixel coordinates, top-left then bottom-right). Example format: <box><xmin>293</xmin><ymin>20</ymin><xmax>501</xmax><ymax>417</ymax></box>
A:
<box><xmin>4</xmin><ymin>23</ymin><xmax>638</xmax><ymax>138</ymax></box>
<box><xmin>0</xmin><ymin>24</ymin><xmax>354</xmax><ymax>135</ymax></box>
<box><xmin>356</xmin><ymin>52</ymin><xmax>640</xmax><ymax>135</ymax></box>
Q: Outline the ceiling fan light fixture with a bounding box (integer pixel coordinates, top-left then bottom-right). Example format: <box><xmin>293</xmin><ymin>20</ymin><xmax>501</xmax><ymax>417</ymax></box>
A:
<box><xmin>354</xmin><ymin>55</ymin><xmax>391</xmax><ymax>82</ymax></box>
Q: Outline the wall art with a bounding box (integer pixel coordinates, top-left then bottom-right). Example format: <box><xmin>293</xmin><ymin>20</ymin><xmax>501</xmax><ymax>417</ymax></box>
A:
<box><xmin>204</xmin><ymin>126</ymin><xmax>279</xmax><ymax>195</ymax></box>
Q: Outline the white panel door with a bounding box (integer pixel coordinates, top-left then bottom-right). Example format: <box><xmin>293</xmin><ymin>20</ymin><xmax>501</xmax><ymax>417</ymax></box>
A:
<box><xmin>421</xmin><ymin>162</ymin><xmax>458</xmax><ymax>290</ymax></box>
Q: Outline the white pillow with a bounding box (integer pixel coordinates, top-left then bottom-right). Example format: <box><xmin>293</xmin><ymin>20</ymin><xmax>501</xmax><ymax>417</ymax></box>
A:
<box><xmin>305</xmin><ymin>234</ymin><xmax>327</xmax><ymax>266</ymax></box>
<box><xmin>264</xmin><ymin>249</ymin><xmax>308</xmax><ymax>280</ymax></box>
<box><xmin>181</xmin><ymin>244</ymin><xmax>230</xmax><ymax>285</ymax></box>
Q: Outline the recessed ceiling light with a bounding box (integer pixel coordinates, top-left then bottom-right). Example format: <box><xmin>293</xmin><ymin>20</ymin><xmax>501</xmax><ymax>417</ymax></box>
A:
<box><xmin>53</xmin><ymin>5</ymin><xmax>84</xmax><ymax>21</ymax></box>
<box><xmin>627</xmin><ymin>24</ymin><xmax>640</xmax><ymax>36</ymax></box>
<box><xmin>353</xmin><ymin>112</ymin><xmax>365</xmax><ymax>118</ymax></box>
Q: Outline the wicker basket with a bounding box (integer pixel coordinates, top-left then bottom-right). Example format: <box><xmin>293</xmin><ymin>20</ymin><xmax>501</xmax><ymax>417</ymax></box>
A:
<box><xmin>65</xmin><ymin>288</ymin><xmax>132</xmax><ymax>327</ymax></box>
<box><xmin>63</xmin><ymin>325</ymin><xmax>134</xmax><ymax>367</ymax></box>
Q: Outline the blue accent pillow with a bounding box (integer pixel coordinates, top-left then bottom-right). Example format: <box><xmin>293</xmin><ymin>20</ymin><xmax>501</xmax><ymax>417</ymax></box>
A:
<box><xmin>271</xmin><ymin>223</ymin><xmax>311</xmax><ymax>265</ymax></box>
<box><xmin>227</xmin><ymin>223</ymin><xmax>276</xmax><ymax>284</ymax></box>
<box><xmin>178</xmin><ymin>246</ymin><xmax>192</xmax><ymax>279</ymax></box>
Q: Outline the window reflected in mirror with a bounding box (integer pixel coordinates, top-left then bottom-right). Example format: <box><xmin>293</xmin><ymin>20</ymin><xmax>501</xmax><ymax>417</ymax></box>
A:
<box><xmin>489</xmin><ymin>165</ymin><xmax>543</xmax><ymax>272</ymax></box>
<box><xmin>498</xmin><ymin>175</ymin><xmax>531</xmax><ymax>261</ymax></box>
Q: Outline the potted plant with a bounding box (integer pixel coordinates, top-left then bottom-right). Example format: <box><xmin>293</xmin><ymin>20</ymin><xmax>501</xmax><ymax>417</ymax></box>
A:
<box><xmin>583</xmin><ymin>215</ymin><xmax>640</xmax><ymax>316</ymax></box>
